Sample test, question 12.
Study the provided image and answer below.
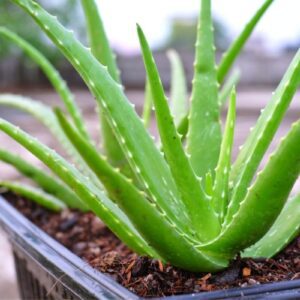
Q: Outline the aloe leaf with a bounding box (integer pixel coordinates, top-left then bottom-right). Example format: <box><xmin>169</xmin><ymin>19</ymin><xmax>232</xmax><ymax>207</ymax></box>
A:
<box><xmin>212</xmin><ymin>89</ymin><xmax>236</xmax><ymax>222</ymax></box>
<box><xmin>55</xmin><ymin>108</ymin><xmax>129</xmax><ymax>203</ymax></box>
<box><xmin>0</xmin><ymin>94</ymin><xmax>77</xmax><ymax>157</ymax></box>
<box><xmin>54</xmin><ymin>108</ymin><xmax>229</xmax><ymax>270</ymax></box>
<box><xmin>187</xmin><ymin>0</ymin><xmax>221</xmax><ymax>179</ymax></box>
<box><xmin>11</xmin><ymin>0</ymin><xmax>190</xmax><ymax>230</ymax></box>
<box><xmin>54</xmin><ymin>115</ymin><xmax>228</xmax><ymax>270</ymax></box>
<box><xmin>0</xmin><ymin>149</ymin><xmax>86</xmax><ymax>210</ymax></box>
<box><xmin>177</xmin><ymin>114</ymin><xmax>189</xmax><ymax>142</ymax></box>
<box><xmin>80</xmin><ymin>0</ymin><xmax>120</xmax><ymax>82</ymax></box>
<box><xmin>0</xmin><ymin>118</ymin><xmax>152</xmax><ymax>255</ymax></box>
<box><xmin>105</xmin><ymin>174</ymin><xmax>228</xmax><ymax>271</ymax></box>
<box><xmin>0</xmin><ymin>181</ymin><xmax>66</xmax><ymax>211</ymax></box>
<box><xmin>219</xmin><ymin>70</ymin><xmax>240</xmax><ymax>108</ymax></box>
<box><xmin>115</xmin><ymin>190</ymin><xmax>228</xmax><ymax>272</ymax></box>
<box><xmin>137</xmin><ymin>25</ymin><xmax>219</xmax><ymax>241</ymax></box>
<box><xmin>1</xmin><ymin>117</ymin><xmax>226</xmax><ymax>270</ymax></box>
<box><xmin>205</xmin><ymin>171</ymin><xmax>214</xmax><ymax>197</ymax></box>
<box><xmin>0</xmin><ymin>94</ymin><xmax>100</xmax><ymax>185</ymax></box>
<box><xmin>176</xmin><ymin>69</ymin><xmax>240</xmax><ymax>143</ymax></box>
<box><xmin>227</xmin><ymin>50</ymin><xmax>300</xmax><ymax>225</ymax></box>
<box><xmin>0</xmin><ymin>27</ymin><xmax>90</xmax><ymax>140</ymax></box>
<box><xmin>167</xmin><ymin>50</ymin><xmax>188</xmax><ymax>125</ymax></box>
<box><xmin>142</xmin><ymin>79</ymin><xmax>153</xmax><ymax>128</ymax></box>
<box><xmin>80</xmin><ymin>0</ymin><xmax>131</xmax><ymax>178</ymax></box>
<box><xmin>243</xmin><ymin>195</ymin><xmax>300</xmax><ymax>258</ymax></box>
<box><xmin>201</xmin><ymin>120</ymin><xmax>300</xmax><ymax>254</ymax></box>
<box><xmin>217</xmin><ymin>0</ymin><xmax>274</xmax><ymax>83</ymax></box>
<box><xmin>176</xmin><ymin>72</ymin><xmax>239</xmax><ymax>142</ymax></box>
<box><xmin>55</xmin><ymin>111</ymin><xmax>229</xmax><ymax>270</ymax></box>
<box><xmin>55</xmin><ymin>108</ymin><xmax>219</xmax><ymax>262</ymax></box>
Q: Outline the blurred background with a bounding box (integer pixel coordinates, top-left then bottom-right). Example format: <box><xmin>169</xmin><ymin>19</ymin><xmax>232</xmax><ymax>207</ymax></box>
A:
<box><xmin>1</xmin><ymin>0</ymin><xmax>300</xmax><ymax>88</ymax></box>
<box><xmin>0</xmin><ymin>0</ymin><xmax>300</xmax><ymax>298</ymax></box>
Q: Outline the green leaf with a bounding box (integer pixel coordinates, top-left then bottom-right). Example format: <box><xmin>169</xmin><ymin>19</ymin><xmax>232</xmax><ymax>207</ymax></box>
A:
<box><xmin>205</xmin><ymin>171</ymin><xmax>214</xmax><ymax>197</ymax></box>
<box><xmin>11</xmin><ymin>0</ymin><xmax>190</xmax><ymax>231</ymax></box>
<box><xmin>0</xmin><ymin>117</ymin><xmax>152</xmax><ymax>256</ymax></box>
<box><xmin>0</xmin><ymin>27</ymin><xmax>90</xmax><ymax>140</ymax></box>
<box><xmin>219</xmin><ymin>69</ymin><xmax>240</xmax><ymax>108</ymax></box>
<box><xmin>0</xmin><ymin>94</ymin><xmax>76</xmax><ymax>156</ymax></box>
<box><xmin>58</xmin><ymin>119</ymin><xmax>228</xmax><ymax>270</ymax></box>
<box><xmin>55</xmin><ymin>108</ymin><xmax>131</xmax><ymax>203</ymax></box>
<box><xmin>227</xmin><ymin>50</ymin><xmax>300</xmax><ymax>225</ymax></box>
<box><xmin>175</xmin><ymin>69</ymin><xmax>240</xmax><ymax>142</ymax></box>
<box><xmin>167</xmin><ymin>49</ymin><xmax>188</xmax><ymax>125</ymax></box>
<box><xmin>177</xmin><ymin>114</ymin><xmax>189</xmax><ymax>142</ymax></box>
<box><xmin>142</xmin><ymin>78</ymin><xmax>153</xmax><ymax>128</ymax></box>
<box><xmin>80</xmin><ymin>0</ymin><xmax>131</xmax><ymax>179</ymax></box>
<box><xmin>0</xmin><ymin>181</ymin><xmax>66</xmax><ymax>212</ymax></box>
<box><xmin>243</xmin><ymin>195</ymin><xmax>300</xmax><ymax>258</ymax></box>
<box><xmin>80</xmin><ymin>0</ymin><xmax>120</xmax><ymax>82</ymax></box>
<box><xmin>217</xmin><ymin>0</ymin><xmax>274</xmax><ymax>83</ymax></box>
<box><xmin>55</xmin><ymin>108</ymin><xmax>166</xmax><ymax>259</ymax></box>
<box><xmin>55</xmin><ymin>108</ymin><xmax>228</xmax><ymax>270</ymax></box>
<box><xmin>108</xmin><ymin>176</ymin><xmax>228</xmax><ymax>272</ymax></box>
<box><xmin>0</xmin><ymin>94</ymin><xmax>100</xmax><ymax>185</ymax></box>
<box><xmin>201</xmin><ymin>120</ymin><xmax>300</xmax><ymax>254</ymax></box>
<box><xmin>0</xmin><ymin>149</ymin><xmax>86</xmax><ymax>210</ymax></box>
<box><xmin>0</xmin><ymin>117</ymin><xmax>230</xmax><ymax>271</ymax></box>
<box><xmin>187</xmin><ymin>0</ymin><xmax>221</xmax><ymax>179</ymax></box>
<box><xmin>212</xmin><ymin>89</ymin><xmax>236</xmax><ymax>222</ymax></box>
<box><xmin>137</xmin><ymin>24</ymin><xmax>219</xmax><ymax>241</ymax></box>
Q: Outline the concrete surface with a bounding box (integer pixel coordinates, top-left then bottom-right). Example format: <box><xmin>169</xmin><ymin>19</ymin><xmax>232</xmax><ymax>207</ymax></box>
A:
<box><xmin>0</xmin><ymin>88</ymin><xmax>299</xmax><ymax>299</ymax></box>
<box><xmin>0</xmin><ymin>232</ymin><xmax>19</xmax><ymax>300</ymax></box>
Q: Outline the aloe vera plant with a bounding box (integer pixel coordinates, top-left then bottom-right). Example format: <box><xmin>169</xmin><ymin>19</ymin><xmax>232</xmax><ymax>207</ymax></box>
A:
<box><xmin>1</xmin><ymin>0</ymin><xmax>300</xmax><ymax>272</ymax></box>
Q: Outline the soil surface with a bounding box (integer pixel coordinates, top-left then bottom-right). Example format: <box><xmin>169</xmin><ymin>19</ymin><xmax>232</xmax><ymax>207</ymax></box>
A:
<box><xmin>4</xmin><ymin>191</ymin><xmax>300</xmax><ymax>298</ymax></box>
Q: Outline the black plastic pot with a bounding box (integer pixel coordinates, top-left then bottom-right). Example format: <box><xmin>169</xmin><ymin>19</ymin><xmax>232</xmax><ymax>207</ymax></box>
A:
<box><xmin>1</xmin><ymin>195</ymin><xmax>300</xmax><ymax>300</ymax></box>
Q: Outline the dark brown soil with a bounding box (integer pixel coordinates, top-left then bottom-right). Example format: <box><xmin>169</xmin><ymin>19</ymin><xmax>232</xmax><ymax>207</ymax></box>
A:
<box><xmin>3</xmin><ymin>191</ymin><xmax>300</xmax><ymax>298</ymax></box>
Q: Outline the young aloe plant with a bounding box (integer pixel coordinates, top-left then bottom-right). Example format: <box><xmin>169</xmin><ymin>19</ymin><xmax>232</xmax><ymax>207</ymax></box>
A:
<box><xmin>1</xmin><ymin>0</ymin><xmax>300</xmax><ymax>272</ymax></box>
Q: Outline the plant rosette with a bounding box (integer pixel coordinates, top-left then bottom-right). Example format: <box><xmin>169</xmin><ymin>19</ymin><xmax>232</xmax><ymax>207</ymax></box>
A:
<box><xmin>1</xmin><ymin>0</ymin><xmax>300</xmax><ymax>298</ymax></box>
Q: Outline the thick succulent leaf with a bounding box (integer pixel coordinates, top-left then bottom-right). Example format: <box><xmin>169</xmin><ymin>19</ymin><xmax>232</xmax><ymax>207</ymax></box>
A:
<box><xmin>0</xmin><ymin>149</ymin><xmax>86</xmax><ymax>210</ymax></box>
<box><xmin>0</xmin><ymin>27</ymin><xmax>89</xmax><ymax>140</ymax></box>
<box><xmin>115</xmin><ymin>193</ymin><xmax>228</xmax><ymax>272</ymax></box>
<box><xmin>175</xmin><ymin>73</ymin><xmax>239</xmax><ymax>141</ymax></box>
<box><xmin>142</xmin><ymin>79</ymin><xmax>153</xmax><ymax>128</ymax></box>
<box><xmin>54</xmin><ymin>109</ymin><xmax>228</xmax><ymax>270</ymax></box>
<box><xmin>55</xmin><ymin>108</ymin><xmax>133</xmax><ymax>203</ymax></box>
<box><xmin>227</xmin><ymin>50</ymin><xmax>300</xmax><ymax>225</ymax></box>
<box><xmin>167</xmin><ymin>50</ymin><xmax>188</xmax><ymax>125</ymax></box>
<box><xmin>243</xmin><ymin>195</ymin><xmax>300</xmax><ymax>258</ymax></box>
<box><xmin>0</xmin><ymin>118</ymin><xmax>152</xmax><ymax>255</ymax></box>
<box><xmin>107</xmin><ymin>178</ymin><xmax>228</xmax><ymax>271</ymax></box>
<box><xmin>187</xmin><ymin>0</ymin><xmax>221</xmax><ymax>179</ymax></box>
<box><xmin>0</xmin><ymin>94</ymin><xmax>76</xmax><ymax>157</ymax></box>
<box><xmin>200</xmin><ymin>120</ymin><xmax>300</xmax><ymax>255</ymax></box>
<box><xmin>205</xmin><ymin>171</ymin><xmax>214</xmax><ymax>197</ymax></box>
<box><xmin>0</xmin><ymin>94</ymin><xmax>100</xmax><ymax>185</ymax></box>
<box><xmin>80</xmin><ymin>0</ymin><xmax>120</xmax><ymax>82</ymax></box>
<box><xmin>0</xmin><ymin>181</ymin><xmax>66</xmax><ymax>211</ymax></box>
<box><xmin>11</xmin><ymin>0</ymin><xmax>190</xmax><ymax>230</ymax></box>
<box><xmin>137</xmin><ymin>25</ymin><xmax>219</xmax><ymax>241</ymax></box>
<box><xmin>177</xmin><ymin>114</ymin><xmax>189</xmax><ymax>142</ymax></box>
<box><xmin>217</xmin><ymin>0</ymin><xmax>274</xmax><ymax>83</ymax></box>
<box><xmin>99</xmin><ymin>115</ymin><xmax>134</xmax><ymax>180</ymax></box>
<box><xmin>212</xmin><ymin>89</ymin><xmax>236</xmax><ymax>222</ymax></box>
<box><xmin>219</xmin><ymin>70</ymin><xmax>240</xmax><ymax>108</ymax></box>
<box><xmin>80</xmin><ymin>0</ymin><xmax>131</xmax><ymax>180</ymax></box>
